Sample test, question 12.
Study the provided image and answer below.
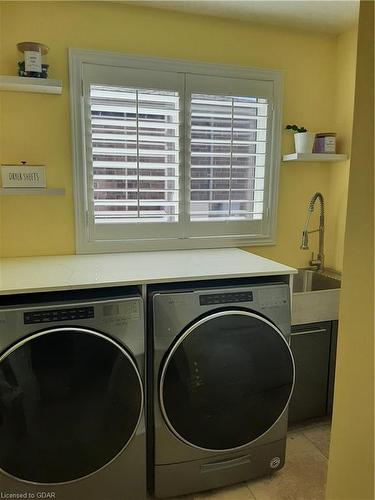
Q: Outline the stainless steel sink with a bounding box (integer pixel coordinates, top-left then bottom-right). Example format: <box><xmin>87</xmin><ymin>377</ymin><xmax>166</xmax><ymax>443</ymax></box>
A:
<box><xmin>293</xmin><ymin>269</ymin><xmax>341</xmax><ymax>293</ymax></box>
<box><xmin>292</xmin><ymin>269</ymin><xmax>341</xmax><ymax>325</ymax></box>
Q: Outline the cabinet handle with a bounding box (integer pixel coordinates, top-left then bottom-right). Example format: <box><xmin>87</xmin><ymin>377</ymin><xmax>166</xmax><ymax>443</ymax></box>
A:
<box><xmin>291</xmin><ymin>328</ymin><xmax>327</xmax><ymax>337</ymax></box>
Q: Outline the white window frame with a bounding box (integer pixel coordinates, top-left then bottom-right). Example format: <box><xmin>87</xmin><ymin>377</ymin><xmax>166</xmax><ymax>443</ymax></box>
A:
<box><xmin>69</xmin><ymin>49</ymin><xmax>283</xmax><ymax>254</ymax></box>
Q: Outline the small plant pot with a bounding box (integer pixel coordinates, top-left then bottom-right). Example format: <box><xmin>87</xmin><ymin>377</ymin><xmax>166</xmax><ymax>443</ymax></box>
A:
<box><xmin>294</xmin><ymin>132</ymin><xmax>315</xmax><ymax>154</ymax></box>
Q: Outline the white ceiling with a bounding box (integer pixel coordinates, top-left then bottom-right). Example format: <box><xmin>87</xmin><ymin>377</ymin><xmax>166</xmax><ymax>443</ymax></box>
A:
<box><xmin>130</xmin><ymin>0</ymin><xmax>359</xmax><ymax>35</ymax></box>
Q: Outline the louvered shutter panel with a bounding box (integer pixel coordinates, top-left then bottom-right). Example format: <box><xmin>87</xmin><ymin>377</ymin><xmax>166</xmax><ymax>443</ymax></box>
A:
<box><xmin>189</xmin><ymin>93</ymin><xmax>268</xmax><ymax>222</ymax></box>
<box><xmin>90</xmin><ymin>85</ymin><xmax>180</xmax><ymax>223</ymax></box>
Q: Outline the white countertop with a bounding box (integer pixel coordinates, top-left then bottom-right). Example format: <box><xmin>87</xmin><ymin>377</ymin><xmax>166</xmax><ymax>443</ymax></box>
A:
<box><xmin>0</xmin><ymin>248</ymin><xmax>296</xmax><ymax>295</ymax></box>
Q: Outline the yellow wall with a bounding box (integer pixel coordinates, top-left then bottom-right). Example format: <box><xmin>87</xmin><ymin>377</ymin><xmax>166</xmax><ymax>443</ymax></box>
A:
<box><xmin>0</xmin><ymin>1</ymin><xmax>352</xmax><ymax>266</ymax></box>
<box><xmin>0</xmin><ymin>2</ymin><xmax>3</xmax><ymax>257</ymax></box>
<box><xmin>0</xmin><ymin>2</ymin><xmax>3</xmax><ymax>256</ymax></box>
<box><xmin>326</xmin><ymin>1</ymin><xmax>374</xmax><ymax>498</ymax></box>
<box><xmin>325</xmin><ymin>26</ymin><xmax>357</xmax><ymax>272</ymax></box>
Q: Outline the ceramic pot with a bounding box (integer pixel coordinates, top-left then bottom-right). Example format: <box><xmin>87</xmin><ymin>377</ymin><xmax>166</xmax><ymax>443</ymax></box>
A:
<box><xmin>294</xmin><ymin>132</ymin><xmax>315</xmax><ymax>154</ymax></box>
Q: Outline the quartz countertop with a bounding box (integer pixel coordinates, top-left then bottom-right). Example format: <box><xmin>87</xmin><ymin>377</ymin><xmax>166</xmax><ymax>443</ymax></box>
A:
<box><xmin>0</xmin><ymin>248</ymin><xmax>296</xmax><ymax>295</ymax></box>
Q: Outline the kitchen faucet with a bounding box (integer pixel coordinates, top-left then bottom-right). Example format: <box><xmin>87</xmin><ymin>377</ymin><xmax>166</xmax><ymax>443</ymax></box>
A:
<box><xmin>300</xmin><ymin>192</ymin><xmax>325</xmax><ymax>272</ymax></box>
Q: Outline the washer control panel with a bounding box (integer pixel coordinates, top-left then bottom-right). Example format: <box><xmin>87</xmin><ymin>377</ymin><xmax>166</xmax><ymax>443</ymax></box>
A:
<box><xmin>259</xmin><ymin>287</ymin><xmax>289</xmax><ymax>309</ymax></box>
<box><xmin>199</xmin><ymin>291</ymin><xmax>253</xmax><ymax>306</ymax></box>
<box><xmin>24</xmin><ymin>307</ymin><xmax>94</xmax><ymax>324</ymax></box>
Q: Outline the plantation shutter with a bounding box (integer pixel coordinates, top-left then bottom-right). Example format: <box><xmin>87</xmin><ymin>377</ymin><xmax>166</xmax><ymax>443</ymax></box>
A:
<box><xmin>74</xmin><ymin>56</ymin><xmax>280</xmax><ymax>252</ymax></box>
<box><xmin>189</xmin><ymin>94</ymin><xmax>267</xmax><ymax>221</ymax></box>
<box><xmin>185</xmin><ymin>74</ymin><xmax>274</xmax><ymax>238</ymax></box>
<box><xmin>81</xmin><ymin>63</ymin><xmax>185</xmax><ymax>242</ymax></box>
<box><xmin>90</xmin><ymin>86</ymin><xmax>180</xmax><ymax>223</ymax></box>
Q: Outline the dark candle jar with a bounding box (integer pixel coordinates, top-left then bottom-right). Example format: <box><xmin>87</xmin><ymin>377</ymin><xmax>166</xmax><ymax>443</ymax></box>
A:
<box><xmin>18</xmin><ymin>61</ymin><xmax>49</xmax><ymax>78</ymax></box>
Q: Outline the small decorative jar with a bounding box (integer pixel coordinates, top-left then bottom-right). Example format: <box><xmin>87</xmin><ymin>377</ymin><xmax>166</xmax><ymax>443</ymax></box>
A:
<box><xmin>313</xmin><ymin>133</ymin><xmax>337</xmax><ymax>154</ymax></box>
<box><xmin>17</xmin><ymin>42</ymin><xmax>49</xmax><ymax>78</ymax></box>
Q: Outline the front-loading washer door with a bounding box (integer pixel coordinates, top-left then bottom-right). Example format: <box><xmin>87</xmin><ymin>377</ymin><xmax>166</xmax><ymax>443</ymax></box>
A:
<box><xmin>0</xmin><ymin>327</ymin><xmax>143</xmax><ymax>484</ymax></box>
<box><xmin>160</xmin><ymin>310</ymin><xmax>294</xmax><ymax>451</ymax></box>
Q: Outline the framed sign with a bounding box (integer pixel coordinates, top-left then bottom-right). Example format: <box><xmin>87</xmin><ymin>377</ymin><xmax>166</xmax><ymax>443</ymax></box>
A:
<box><xmin>1</xmin><ymin>164</ymin><xmax>46</xmax><ymax>188</ymax></box>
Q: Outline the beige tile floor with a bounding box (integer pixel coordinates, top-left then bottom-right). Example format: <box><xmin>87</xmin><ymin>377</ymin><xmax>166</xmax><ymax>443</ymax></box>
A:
<box><xmin>165</xmin><ymin>419</ymin><xmax>331</xmax><ymax>500</ymax></box>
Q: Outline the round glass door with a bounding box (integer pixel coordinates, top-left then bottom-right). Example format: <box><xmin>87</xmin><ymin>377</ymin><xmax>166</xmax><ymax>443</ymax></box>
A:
<box><xmin>0</xmin><ymin>327</ymin><xmax>143</xmax><ymax>484</ymax></box>
<box><xmin>160</xmin><ymin>310</ymin><xmax>294</xmax><ymax>451</ymax></box>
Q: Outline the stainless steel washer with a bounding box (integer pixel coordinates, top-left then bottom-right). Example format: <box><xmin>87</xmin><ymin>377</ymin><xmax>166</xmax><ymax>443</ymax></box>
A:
<box><xmin>149</xmin><ymin>281</ymin><xmax>295</xmax><ymax>498</ymax></box>
<box><xmin>0</xmin><ymin>287</ymin><xmax>146</xmax><ymax>500</ymax></box>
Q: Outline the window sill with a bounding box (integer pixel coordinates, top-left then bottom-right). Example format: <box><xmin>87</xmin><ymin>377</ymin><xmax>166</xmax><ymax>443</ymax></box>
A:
<box><xmin>76</xmin><ymin>234</ymin><xmax>276</xmax><ymax>254</ymax></box>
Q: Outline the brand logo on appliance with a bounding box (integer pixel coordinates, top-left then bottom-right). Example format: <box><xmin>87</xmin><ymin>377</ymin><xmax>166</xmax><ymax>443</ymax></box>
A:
<box><xmin>270</xmin><ymin>457</ymin><xmax>281</xmax><ymax>469</ymax></box>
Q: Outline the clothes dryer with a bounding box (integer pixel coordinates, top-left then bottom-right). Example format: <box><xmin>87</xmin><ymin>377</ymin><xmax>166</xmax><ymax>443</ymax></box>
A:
<box><xmin>149</xmin><ymin>281</ymin><xmax>294</xmax><ymax>498</ymax></box>
<box><xmin>0</xmin><ymin>287</ymin><xmax>146</xmax><ymax>500</ymax></box>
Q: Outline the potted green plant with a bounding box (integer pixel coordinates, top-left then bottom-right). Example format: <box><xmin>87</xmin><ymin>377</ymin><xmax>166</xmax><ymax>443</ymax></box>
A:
<box><xmin>286</xmin><ymin>124</ymin><xmax>315</xmax><ymax>154</ymax></box>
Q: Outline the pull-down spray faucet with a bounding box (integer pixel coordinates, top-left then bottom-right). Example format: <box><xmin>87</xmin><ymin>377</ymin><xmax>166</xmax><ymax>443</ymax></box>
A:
<box><xmin>300</xmin><ymin>192</ymin><xmax>325</xmax><ymax>272</ymax></box>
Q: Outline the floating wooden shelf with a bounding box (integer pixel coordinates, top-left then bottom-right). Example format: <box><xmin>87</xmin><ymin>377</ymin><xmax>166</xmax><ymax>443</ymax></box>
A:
<box><xmin>0</xmin><ymin>188</ymin><xmax>65</xmax><ymax>196</ymax></box>
<box><xmin>0</xmin><ymin>76</ymin><xmax>62</xmax><ymax>94</ymax></box>
<box><xmin>283</xmin><ymin>153</ymin><xmax>348</xmax><ymax>162</ymax></box>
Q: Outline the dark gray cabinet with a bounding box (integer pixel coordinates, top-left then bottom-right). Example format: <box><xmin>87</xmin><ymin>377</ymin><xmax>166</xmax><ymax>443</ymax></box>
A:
<box><xmin>288</xmin><ymin>321</ymin><xmax>338</xmax><ymax>423</ymax></box>
<box><xmin>327</xmin><ymin>321</ymin><xmax>338</xmax><ymax>415</ymax></box>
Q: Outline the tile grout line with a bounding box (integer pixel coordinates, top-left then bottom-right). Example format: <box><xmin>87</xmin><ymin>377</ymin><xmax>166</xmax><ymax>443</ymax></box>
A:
<box><xmin>247</xmin><ymin>476</ymin><xmax>270</xmax><ymax>500</ymax></box>
<box><xmin>300</xmin><ymin>430</ymin><xmax>330</xmax><ymax>461</ymax></box>
<box><xmin>245</xmin><ymin>481</ymin><xmax>258</xmax><ymax>500</ymax></box>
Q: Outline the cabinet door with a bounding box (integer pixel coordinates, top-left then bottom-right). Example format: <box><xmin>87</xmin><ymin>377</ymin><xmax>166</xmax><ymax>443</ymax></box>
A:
<box><xmin>288</xmin><ymin>322</ymin><xmax>331</xmax><ymax>423</ymax></box>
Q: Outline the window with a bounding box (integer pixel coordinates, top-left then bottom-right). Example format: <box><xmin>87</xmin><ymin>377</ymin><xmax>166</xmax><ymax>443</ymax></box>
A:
<box><xmin>70</xmin><ymin>50</ymin><xmax>283</xmax><ymax>253</ymax></box>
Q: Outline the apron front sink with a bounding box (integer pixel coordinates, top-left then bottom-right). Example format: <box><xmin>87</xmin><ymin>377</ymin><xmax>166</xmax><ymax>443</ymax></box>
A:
<box><xmin>292</xmin><ymin>269</ymin><xmax>341</xmax><ymax>325</ymax></box>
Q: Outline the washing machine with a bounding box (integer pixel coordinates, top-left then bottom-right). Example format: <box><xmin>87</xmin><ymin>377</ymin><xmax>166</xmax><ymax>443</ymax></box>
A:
<box><xmin>149</xmin><ymin>280</ymin><xmax>295</xmax><ymax>498</ymax></box>
<box><xmin>0</xmin><ymin>287</ymin><xmax>146</xmax><ymax>500</ymax></box>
